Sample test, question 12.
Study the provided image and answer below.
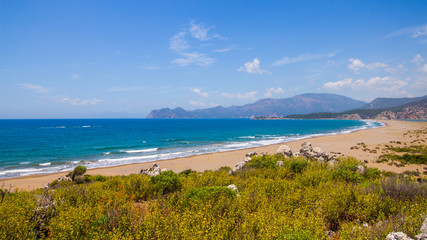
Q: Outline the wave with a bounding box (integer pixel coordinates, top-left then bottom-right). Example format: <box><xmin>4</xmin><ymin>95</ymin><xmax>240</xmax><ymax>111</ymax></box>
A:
<box><xmin>0</xmin><ymin>119</ymin><xmax>383</xmax><ymax>179</ymax></box>
<box><xmin>120</xmin><ymin>148</ymin><xmax>159</xmax><ymax>154</ymax></box>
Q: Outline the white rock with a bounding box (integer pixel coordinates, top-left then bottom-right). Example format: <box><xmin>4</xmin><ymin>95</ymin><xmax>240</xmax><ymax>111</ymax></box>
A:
<box><xmin>385</xmin><ymin>232</ymin><xmax>413</xmax><ymax>240</ymax></box>
<box><xmin>275</xmin><ymin>145</ymin><xmax>293</xmax><ymax>157</ymax></box>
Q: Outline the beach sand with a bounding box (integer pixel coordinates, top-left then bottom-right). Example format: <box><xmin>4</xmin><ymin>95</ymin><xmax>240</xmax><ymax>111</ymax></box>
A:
<box><xmin>1</xmin><ymin>120</ymin><xmax>426</xmax><ymax>192</ymax></box>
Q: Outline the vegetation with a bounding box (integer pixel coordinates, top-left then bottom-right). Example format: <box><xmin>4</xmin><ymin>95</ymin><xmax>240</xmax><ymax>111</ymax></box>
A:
<box><xmin>378</xmin><ymin>145</ymin><xmax>427</xmax><ymax>166</ymax></box>
<box><xmin>0</xmin><ymin>155</ymin><xmax>426</xmax><ymax>239</ymax></box>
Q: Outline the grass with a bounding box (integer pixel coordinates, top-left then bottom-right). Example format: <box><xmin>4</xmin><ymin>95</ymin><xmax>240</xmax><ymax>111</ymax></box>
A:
<box><xmin>0</xmin><ymin>155</ymin><xmax>426</xmax><ymax>239</ymax></box>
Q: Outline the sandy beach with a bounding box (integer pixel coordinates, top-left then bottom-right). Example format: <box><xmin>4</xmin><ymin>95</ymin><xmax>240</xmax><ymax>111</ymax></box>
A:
<box><xmin>1</xmin><ymin>120</ymin><xmax>426</xmax><ymax>192</ymax></box>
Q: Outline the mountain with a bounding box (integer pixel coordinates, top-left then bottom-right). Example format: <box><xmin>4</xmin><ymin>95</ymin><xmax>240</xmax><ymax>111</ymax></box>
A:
<box><xmin>360</xmin><ymin>95</ymin><xmax>427</xmax><ymax>109</ymax></box>
<box><xmin>146</xmin><ymin>93</ymin><xmax>366</xmax><ymax>119</ymax></box>
<box><xmin>286</xmin><ymin>96</ymin><xmax>427</xmax><ymax>120</ymax></box>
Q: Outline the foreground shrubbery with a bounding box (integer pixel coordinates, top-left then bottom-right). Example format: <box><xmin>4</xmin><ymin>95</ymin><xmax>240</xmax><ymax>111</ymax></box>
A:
<box><xmin>0</xmin><ymin>155</ymin><xmax>426</xmax><ymax>239</ymax></box>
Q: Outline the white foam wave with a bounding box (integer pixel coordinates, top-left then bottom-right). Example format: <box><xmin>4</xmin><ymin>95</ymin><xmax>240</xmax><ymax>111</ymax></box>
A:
<box><xmin>120</xmin><ymin>148</ymin><xmax>159</xmax><ymax>153</ymax></box>
<box><xmin>39</xmin><ymin>162</ymin><xmax>51</xmax><ymax>166</ymax></box>
<box><xmin>20</xmin><ymin>161</ymin><xmax>31</xmax><ymax>165</ymax></box>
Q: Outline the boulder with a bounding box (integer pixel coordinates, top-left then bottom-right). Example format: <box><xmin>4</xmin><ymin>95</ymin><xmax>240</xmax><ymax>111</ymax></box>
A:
<box><xmin>140</xmin><ymin>163</ymin><xmax>162</xmax><ymax>177</ymax></box>
<box><xmin>276</xmin><ymin>161</ymin><xmax>283</xmax><ymax>167</ymax></box>
<box><xmin>246</xmin><ymin>152</ymin><xmax>257</xmax><ymax>158</ymax></box>
<box><xmin>385</xmin><ymin>232</ymin><xmax>413</xmax><ymax>240</ymax></box>
<box><xmin>415</xmin><ymin>217</ymin><xmax>427</xmax><ymax>240</ymax></box>
<box><xmin>227</xmin><ymin>184</ymin><xmax>238</xmax><ymax>192</ymax></box>
<box><xmin>357</xmin><ymin>165</ymin><xmax>366</xmax><ymax>175</ymax></box>
<box><xmin>275</xmin><ymin>145</ymin><xmax>293</xmax><ymax>157</ymax></box>
<box><xmin>244</xmin><ymin>157</ymin><xmax>252</xmax><ymax>162</ymax></box>
<box><xmin>233</xmin><ymin>161</ymin><xmax>246</xmax><ymax>172</ymax></box>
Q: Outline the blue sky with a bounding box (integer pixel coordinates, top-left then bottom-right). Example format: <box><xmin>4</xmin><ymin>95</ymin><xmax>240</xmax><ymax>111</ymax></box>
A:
<box><xmin>1</xmin><ymin>0</ymin><xmax>427</xmax><ymax>118</ymax></box>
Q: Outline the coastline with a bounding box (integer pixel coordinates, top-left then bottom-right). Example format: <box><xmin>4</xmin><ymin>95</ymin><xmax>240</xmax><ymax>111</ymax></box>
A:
<box><xmin>1</xmin><ymin>120</ymin><xmax>426</xmax><ymax>191</ymax></box>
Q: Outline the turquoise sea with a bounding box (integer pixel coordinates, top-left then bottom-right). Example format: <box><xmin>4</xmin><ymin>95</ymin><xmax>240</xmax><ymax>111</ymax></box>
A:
<box><xmin>0</xmin><ymin>119</ymin><xmax>383</xmax><ymax>178</ymax></box>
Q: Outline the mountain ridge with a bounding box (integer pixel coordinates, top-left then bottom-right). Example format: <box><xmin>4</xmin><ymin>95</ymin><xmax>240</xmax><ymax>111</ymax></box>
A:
<box><xmin>146</xmin><ymin>93</ymin><xmax>366</xmax><ymax>119</ymax></box>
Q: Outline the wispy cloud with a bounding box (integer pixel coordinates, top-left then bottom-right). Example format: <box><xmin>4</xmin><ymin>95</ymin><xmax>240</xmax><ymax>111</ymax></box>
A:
<box><xmin>422</xmin><ymin>63</ymin><xmax>427</xmax><ymax>73</ymax></box>
<box><xmin>71</xmin><ymin>73</ymin><xmax>80</xmax><ymax>80</ymax></box>
<box><xmin>19</xmin><ymin>83</ymin><xmax>50</xmax><ymax>94</ymax></box>
<box><xmin>170</xmin><ymin>21</ymin><xmax>225</xmax><ymax>67</ymax></box>
<box><xmin>213</xmin><ymin>45</ymin><xmax>237</xmax><ymax>53</ymax></box>
<box><xmin>412</xmin><ymin>54</ymin><xmax>424</xmax><ymax>66</ymax></box>
<box><xmin>272</xmin><ymin>53</ymin><xmax>335</xmax><ymax>67</ymax></box>
<box><xmin>264</xmin><ymin>87</ymin><xmax>284</xmax><ymax>98</ymax></box>
<box><xmin>145</xmin><ymin>65</ymin><xmax>160</xmax><ymax>70</ymax></box>
<box><xmin>220</xmin><ymin>91</ymin><xmax>257</xmax><ymax>100</ymax></box>
<box><xmin>53</xmin><ymin>97</ymin><xmax>103</xmax><ymax>106</ymax></box>
<box><xmin>323</xmin><ymin>76</ymin><xmax>408</xmax><ymax>93</ymax></box>
<box><xmin>238</xmin><ymin>58</ymin><xmax>271</xmax><ymax>74</ymax></box>
<box><xmin>190</xmin><ymin>88</ymin><xmax>209</xmax><ymax>97</ymax></box>
<box><xmin>348</xmin><ymin>58</ymin><xmax>388</xmax><ymax>73</ymax></box>
<box><xmin>107</xmin><ymin>87</ymin><xmax>141</xmax><ymax>92</ymax></box>
<box><xmin>170</xmin><ymin>32</ymin><xmax>190</xmax><ymax>52</ymax></box>
<box><xmin>385</xmin><ymin>24</ymin><xmax>427</xmax><ymax>38</ymax></box>
<box><xmin>172</xmin><ymin>52</ymin><xmax>215</xmax><ymax>66</ymax></box>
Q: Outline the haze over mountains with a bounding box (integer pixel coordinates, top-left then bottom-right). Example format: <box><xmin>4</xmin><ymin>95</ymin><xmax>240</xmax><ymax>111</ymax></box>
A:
<box><xmin>147</xmin><ymin>93</ymin><xmax>427</xmax><ymax>119</ymax></box>
<box><xmin>147</xmin><ymin>93</ymin><xmax>366</xmax><ymax>118</ymax></box>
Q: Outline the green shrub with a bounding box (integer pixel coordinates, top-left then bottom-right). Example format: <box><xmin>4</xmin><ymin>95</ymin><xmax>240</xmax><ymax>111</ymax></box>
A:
<box><xmin>67</xmin><ymin>165</ymin><xmax>87</xmax><ymax>182</ymax></box>
<box><xmin>150</xmin><ymin>170</ymin><xmax>182</xmax><ymax>195</ymax></box>
<box><xmin>185</xmin><ymin>186</ymin><xmax>236</xmax><ymax>202</ymax></box>
<box><xmin>332</xmin><ymin>157</ymin><xmax>363</xmax><ymax>183</ymax></box>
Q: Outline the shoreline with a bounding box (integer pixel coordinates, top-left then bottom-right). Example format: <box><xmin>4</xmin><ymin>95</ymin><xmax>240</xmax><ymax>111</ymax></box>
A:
<box><xmin>1</xmin><ymin>120</ymin><xmax>426</xmax><ymax>191</ymax></box>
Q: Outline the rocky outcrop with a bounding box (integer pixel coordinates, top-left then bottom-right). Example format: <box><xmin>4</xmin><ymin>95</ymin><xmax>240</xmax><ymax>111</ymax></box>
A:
<box><xmin>140</xmin><ymin>163</ymin><xmax>168</xmax><ymax>177</ymax></box>
<box><xmin>275</xmin><ymin>145</ymin><xmax>293</xmax><ymax>157</ymax></box>
<box><xmin>297</xmin><ymin>142</ymin><xmax>335</xmax><ymax>163</ymax></box>
<box><xmin>385</xmin><ymin>232</ymin><xmax>413</xmax><ymax>240</ymax></box>
<box><xmin>233</xmin><ymin>152</ymin><xmax>258</xmax><ymax>171</ymax></box>
<box><xmin>384</xmin><ymin>217</ymin><xmax>427</xmax><ymax>240</ymax></box>
<box><xmin>416</xmin><ymin>217</ymin><xmax>427</xmax><ymax>240</ymax></box>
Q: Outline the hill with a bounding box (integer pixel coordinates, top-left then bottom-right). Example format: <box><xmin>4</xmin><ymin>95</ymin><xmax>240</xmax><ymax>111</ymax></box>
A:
<box><xmin>287</xmin><ymin>96</ymin><xmax>427</xmax><ymax>120</ymax></box>
<box><xmin>360</xmin><ymin>95</ymin><xmax>427</xmax><ymax>109</ymax></box>
<box><xmin>146</xmin><ymin>93</ymin><xmax>366</xmax><ymax>118</ymax></box>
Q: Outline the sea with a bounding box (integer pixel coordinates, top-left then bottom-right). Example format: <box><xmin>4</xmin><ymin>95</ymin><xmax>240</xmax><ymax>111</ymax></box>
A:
<box><xmin>0</xmin><ymin>119</ymin><xmax>383</xmax><ymax>179</ymax></box>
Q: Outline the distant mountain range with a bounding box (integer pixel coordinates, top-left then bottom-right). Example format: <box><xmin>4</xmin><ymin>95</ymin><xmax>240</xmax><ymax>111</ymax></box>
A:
<box><xmin>287</xmin><ymin>95</ymin><xmax>427</xmax><ymax>120</ymax></box>
<box><xmin>360</xmin><ymin>95</ymin><xmax>427</xmax><ymax>109</ymax></box>
<box><xmin>146</xmin><ymin>93</ymin><xmax>366</xmax><ymax>118</ymax></box>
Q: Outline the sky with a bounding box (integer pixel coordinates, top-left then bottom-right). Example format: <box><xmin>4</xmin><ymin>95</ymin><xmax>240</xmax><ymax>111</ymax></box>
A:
<box><xmin>1</xmin><ymin>0</ymin><xmax>427</xmax><ymax>118</ymax></box>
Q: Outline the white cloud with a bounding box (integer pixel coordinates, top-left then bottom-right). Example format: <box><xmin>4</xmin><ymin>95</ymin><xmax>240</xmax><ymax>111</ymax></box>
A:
<box><xmin>412</xmin><ymin>54</ymin><xmax>424</xmax><ymax>66</ymax></box>
<box><xmin>323</xmin><ymin>78</ymin><xmax>354</xmax><ymax>90</ymax></box>
<box><xmin>348</xmin><ymin>58</ymin><xmax>366</xmax><ymax>72</ymax></box>
<box><xmin>189</xmin><ymin>21</ymin><xmax>210</xmax><ymax>41</ymax></box>
<box><xmin>213</xmin><ymin>45</ymin><xmax>237</xmax><ymax>53</ymax></box>
<box><xmin>348</xmin><ymin>58</ymin><xmax>388</xmax><ymax>73</ymax></box>
<box><xmin>54</xmin><ymin>97</ymin><xmax>103</xmax><ymax>106</ymax></box>
<box><xmin>170</xmin><ymin>21</ymin><xmax>226</xmax><ymax>67</ymax></box>
<box><xmin>172</xmin><ymin>52</ymin><xmax>215</xmax><ymax>66</ymax></box>
<box><xmin>272</xmin><ymin>53</ymin><xmax>335</xmax><ymax>67</ymax></box>
<box><xmin>145</xmin><ymin>65</ymin><xmax>160</xmax><ymax>70</ymax></box>
<box><xmin>19</xmin><ymin>83</ymin><xmax>50</xmax><ymax>94</ymax></box>
<box><xmin>422</xmin><ymin>63</ymin><xmax>427</xmax><ymax>73</ymax></box>
<box><xmin>238</xmin><ymin>58</ymin><xmax>271</xmax><ymax>74</ymax></box>
<box><xmin>71</xmin><ymin>73</ymin><xmax>80</xmax><ymax>80</ymax></box>
<box><xmin>264</xmin><ymin>87</ymin><xmax>284</xmax><ymax>98</ymax></box>
<box><xmin>220</xmin><ymin>91</ymin><xmax>257</xmax><ymax>100</ymax></box>
<box><xmin>386</xmin><ymin>24</ymin><xmax>427</xmax><ymax>38</ymax></box>
<box><xmin>107</xmin><ymin>87</ymin><xmax>141</xmax><ymax>92</ymax></box>
<box><xmin>170</xmin><ymin>32</ymin><xmax>190</xmax><ymax>52</ymax></box>
<box><xmin>323</xmin><ymin>76</ymin><xmax>407</xmax><ymax>93</ymax></box>
<box><xmin>190</xmin><ymin>88</ymin><xmax>209</xmax><ymax>97</ymax></box>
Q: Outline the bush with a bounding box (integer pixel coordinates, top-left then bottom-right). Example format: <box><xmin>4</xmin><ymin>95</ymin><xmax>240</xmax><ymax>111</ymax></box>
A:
<box><xmin>185</xmin><ymin>186</ymin><xmax>236</xmax><ymax>202</ymax></box>
<box><xmin>150</xmin><ymin>170</ymin><xmax>182</xmax><ymax>195</ymax></box>
<box><xmin>332</xmin><ymin>157</ymin><xmax>363</xmax><ymax>183</ymax></box>
<box><xmin>67</xmin><ymin>166</ymin><xmax>87</xmax><ymax>182</ymax></box>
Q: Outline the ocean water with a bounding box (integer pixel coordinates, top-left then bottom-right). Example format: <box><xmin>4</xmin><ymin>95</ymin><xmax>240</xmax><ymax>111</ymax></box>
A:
<box><xmin>0</xmin><ymin>119</ymin><xmax>383</xmax><ymax>178</ymax></box>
